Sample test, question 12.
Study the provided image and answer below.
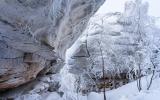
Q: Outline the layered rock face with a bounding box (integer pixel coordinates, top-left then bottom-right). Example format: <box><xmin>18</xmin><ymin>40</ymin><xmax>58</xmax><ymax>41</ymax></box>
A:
<box><xmin>64</xmin><ymin>0</ymin><xmax>160</xmax><ymax>92</ymax></box>
<box><xmin>0</xmin><ymin>0</ymin><xmax>105</xmax><ymax>90</ymax></box>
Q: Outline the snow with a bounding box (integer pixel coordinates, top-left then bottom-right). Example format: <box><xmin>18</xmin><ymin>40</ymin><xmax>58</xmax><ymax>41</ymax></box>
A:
<box><xmin>59</xmin><ymin>64</ymin><xmax>76</xmax><ymax>92</ymax></box>
<box><xmin>86</xmin><ymin>76</ymin><xmax>160</xmax><ymax>100</ymax></box>
<box><xmin>16</xmin><ymin>94</ymin><xmax>41</xmax><ymax>100</ymax></box>
<box><xmin>88</xmin><ymin>92</ymin><xmax>103</xmax><ymax>100</ymax></box>
<box><xmin>45</xmin><ymin>92</ymin><xmax>61</xmax><ymax>100</ymax></box>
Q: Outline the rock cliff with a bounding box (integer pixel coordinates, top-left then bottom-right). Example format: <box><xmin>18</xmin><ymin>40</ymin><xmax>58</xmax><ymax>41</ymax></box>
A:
<box><xmin>0</xmin><ymin>0</ymin><xmax>105</xmax><ymax>90</ymax></box>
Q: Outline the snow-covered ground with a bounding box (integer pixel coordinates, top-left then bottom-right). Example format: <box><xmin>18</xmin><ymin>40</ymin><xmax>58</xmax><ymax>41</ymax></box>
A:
<box><xmin>94</xmin><ymin>75</ymin><xmax>160</xmax><ymax>100</ymax></box>
<box><xmin>18</xmin><ymin>75</ymin><xmax>160</xmax><ymax>100</ymax></box>
<box><xmin>57</xmin><ymin>75</ymin><xmax>160</xmax><ymax>100</ymax></box>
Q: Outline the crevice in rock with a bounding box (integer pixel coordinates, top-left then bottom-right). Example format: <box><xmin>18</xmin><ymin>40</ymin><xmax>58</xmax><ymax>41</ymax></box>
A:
<box><xmin>0</xmin><ymin>16</ymin><xmax>15</xmax><ymax>28</ymax></box>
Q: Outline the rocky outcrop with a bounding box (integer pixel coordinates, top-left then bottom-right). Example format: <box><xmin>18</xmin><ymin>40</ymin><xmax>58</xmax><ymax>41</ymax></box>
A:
<box><xmin>63</xmin><ymin>0</ymin><xmax>160</xmax><ymax>93</ymax></box>
<box><xmin>0</xmin><ymin>0</ymin><xmax>105</xmax><ymax>90</ymax></box>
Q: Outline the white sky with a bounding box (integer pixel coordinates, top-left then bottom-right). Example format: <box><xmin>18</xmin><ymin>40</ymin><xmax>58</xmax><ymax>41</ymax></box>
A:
<box><xmin>96</xmin><ymin>0</ymin><xmax>160</xmax><ymax>17</ymax></box>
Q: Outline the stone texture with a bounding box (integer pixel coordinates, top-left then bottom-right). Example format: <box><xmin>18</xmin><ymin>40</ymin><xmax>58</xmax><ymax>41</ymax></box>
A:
<box><xmin>0</xmin><ymin>0</ymin><xmax>105</xmax><ymax>90</ymax></box>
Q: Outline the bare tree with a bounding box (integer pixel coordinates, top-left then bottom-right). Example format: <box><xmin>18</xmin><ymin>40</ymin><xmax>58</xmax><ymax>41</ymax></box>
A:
<box><xmin>97</xmin><ymin>41</ymin><xmax>106</xmax><ymax>100</ymax></box>
<box><xmin>137</xmin><ymin>63</ymin><xmax>142</xmax><ymax>91</ymax></box>
<box><xmin>147</xmin><ymin>59</ymin><xmax>156</xmax><ymax>90</ymax></box>
<box><xmin>132</xmin><ymin>0</ymin><xmax>148</xmax><ymax>91</ymax></box>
